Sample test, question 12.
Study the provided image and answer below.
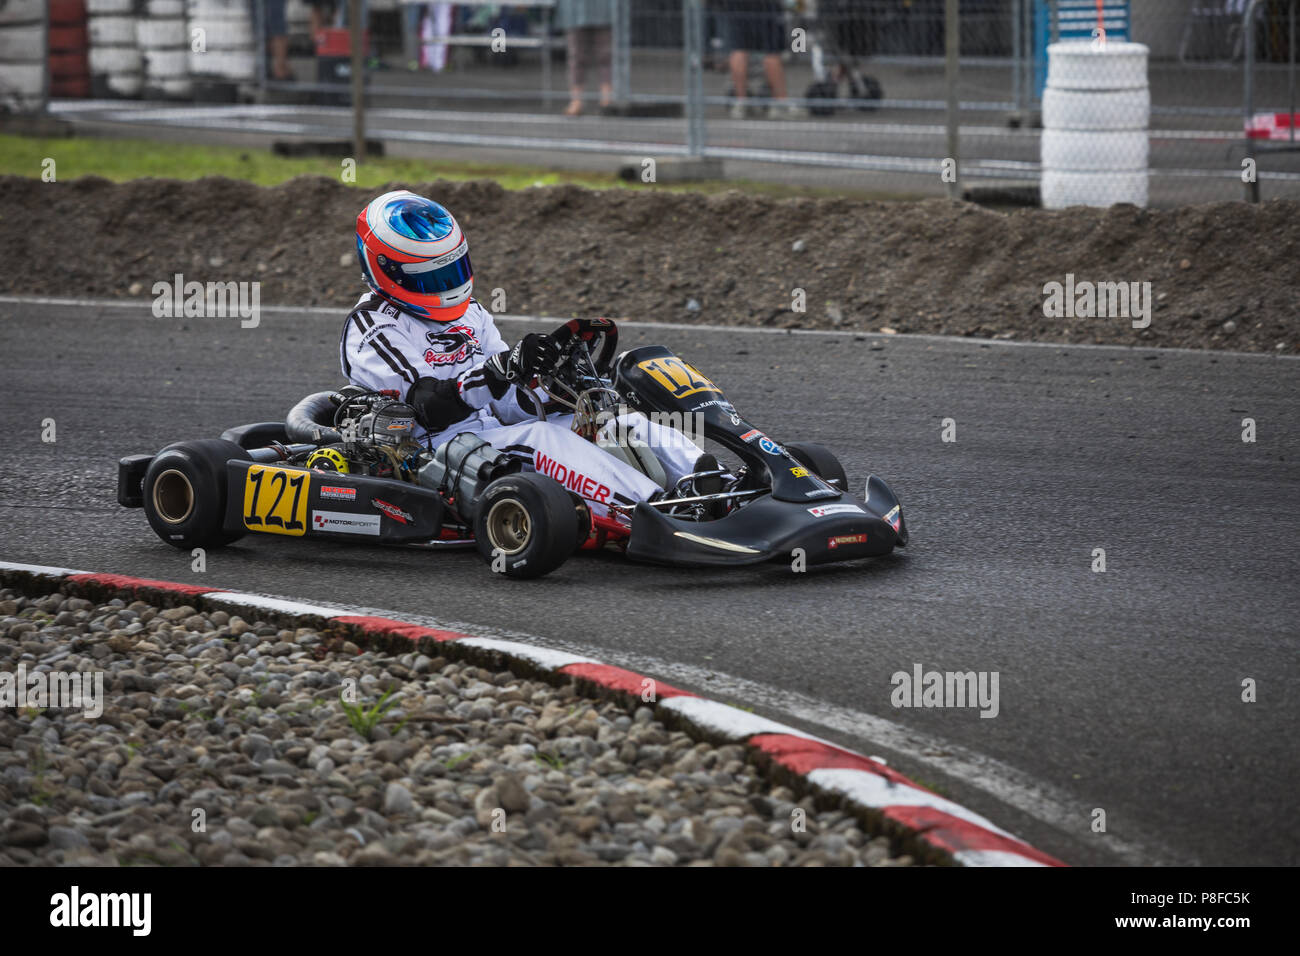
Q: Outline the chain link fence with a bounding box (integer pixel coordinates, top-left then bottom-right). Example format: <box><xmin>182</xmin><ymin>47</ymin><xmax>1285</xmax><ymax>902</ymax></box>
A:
<box><xmin>16</xmin><ymin>0</ymin><xmax>1300</xmax><ymax>204</ymax></box>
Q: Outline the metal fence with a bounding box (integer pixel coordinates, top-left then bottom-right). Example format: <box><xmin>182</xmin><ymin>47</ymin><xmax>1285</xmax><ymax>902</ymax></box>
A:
<box><xmin>21</xmin><ymin>0</ymin><xmax>1300</xmax><ymax>204</ymax></box>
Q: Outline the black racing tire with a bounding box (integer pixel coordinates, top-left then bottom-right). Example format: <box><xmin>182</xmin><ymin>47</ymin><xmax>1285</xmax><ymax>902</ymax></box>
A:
<box><xmin>783</xmin><ymin>441</ymin><xmax>849</xmax><ymax>492</ymax></box>
<box><xmin>852</xmin><ymin>74</ymin><xmax>884</xmax><ymax>111</ymax></box>
<box><xmin>806</xmin><ymin>80</ymin><xmax>838</xmax><ymax>116</ymax></box>
<box><xmin>474</xmin><ymin>473</ymin><xmax>580</xmax><ymax>579</ymax></box>
<box><xmin>142</xmin><ymin>439</ymin><xmax>251</xmax><ymax>551</ymax></box>
<box><xmin>568</xmin><ymin>494</ymin><xmax>594</xmax><ymax>550</ymax></box>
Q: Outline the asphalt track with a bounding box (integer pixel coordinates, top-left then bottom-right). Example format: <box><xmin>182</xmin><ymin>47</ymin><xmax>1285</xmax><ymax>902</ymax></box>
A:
<box><xmin>1</xmin><ymin>297</ymin><xmax>1297</xmax><ymax>867</ymax></box>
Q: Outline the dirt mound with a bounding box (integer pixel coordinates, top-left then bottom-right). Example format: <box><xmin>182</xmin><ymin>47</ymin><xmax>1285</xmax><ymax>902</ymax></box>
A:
<box><xmin>2</xmin><ymin>174</ymin><xmax>1296</xmax><ymax>351</ymax></box>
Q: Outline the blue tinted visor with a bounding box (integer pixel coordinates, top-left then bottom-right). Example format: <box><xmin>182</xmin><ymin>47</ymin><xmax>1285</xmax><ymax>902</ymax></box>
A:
<box><xmin>381</xmin><ymin>247</ymin><xmax>473</xmax><ymax>295</ymax></box>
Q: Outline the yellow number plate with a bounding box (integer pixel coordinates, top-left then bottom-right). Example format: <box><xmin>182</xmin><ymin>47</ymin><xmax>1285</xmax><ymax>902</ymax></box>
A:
<box><xmin>636</xmin><ymin>357</ymin><xmax>720</xmax><ymax>399</ymax></box>
<box><xmin>242</xmin><ymin>465</ymin><xmax>310</xmax><ymax>536</ymax></box>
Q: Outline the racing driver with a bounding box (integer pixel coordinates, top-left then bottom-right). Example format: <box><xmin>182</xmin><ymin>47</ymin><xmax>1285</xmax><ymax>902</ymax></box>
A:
<box><xmin>340</xmin><ymin>189</ymin><xmax>706</xmax><ymax>514</ymax></box>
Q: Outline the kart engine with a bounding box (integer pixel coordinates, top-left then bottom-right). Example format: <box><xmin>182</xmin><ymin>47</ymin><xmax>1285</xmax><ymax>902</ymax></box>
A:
<box><xmin>354</xmin><ymin>399</ymin><xmax>417</xmax><ymax>450</ymax></box>
<box><xmin>309</xmin><ymin>390</ymin><xmax>422</xmax><ymax>480</ymax></box>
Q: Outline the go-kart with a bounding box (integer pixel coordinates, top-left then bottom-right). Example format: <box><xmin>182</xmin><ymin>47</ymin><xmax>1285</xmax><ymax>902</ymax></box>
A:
<box><xmin>117</xmin><ymin>318</ymin><xmax>907</xmax><ymax>579</ymax></box>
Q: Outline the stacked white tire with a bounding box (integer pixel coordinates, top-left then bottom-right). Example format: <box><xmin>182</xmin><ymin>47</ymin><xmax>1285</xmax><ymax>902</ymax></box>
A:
<box><xmin>287</xmin><ymin>0</ymin><xmax>311</xmax><ymax>36</ymax></box>
<box><xmin>1041</xmin><ymin>41</ymin><xmax>1150</xmax><ymax>208</ymax></box>
<box><xmin>140</xmin><ymin>0</ymin><xmax>192</xmax><ymax>98</ymax></box>
<box><xmin>88</xmin><ymin>0</ymin><xmax>142</xmax><ymax>98</ymax></box>
<box><xmin>187</xmin><ymin>0</ymin><xmax>256</xmax><ymax>84</ymax></box>
<box><xmin>0</xmin><ymin>0</ymin><xmax>47</xmax><ymax>111</ymax></box>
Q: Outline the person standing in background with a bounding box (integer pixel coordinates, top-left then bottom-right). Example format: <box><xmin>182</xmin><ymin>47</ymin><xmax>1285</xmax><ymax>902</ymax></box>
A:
<box><xmin>304</xmin><ymin>0</ymin><xmax>369</xmax><ymax>30</ymax></box>
<box><xmin>260</xmin><ymin>0</ymin><xmax>294</xmax><ymax>80</ymax></box>
<box><xmin>418</xmin><ymin>3</ymin><xmax>454</xmax><ymax>73</ymax></box>
<box><xmin>716</xmin><ymin>0</ymin><xmax>804</xmax><ymax>118</ymax></box>
<box><xmin>304</xmin><ymin>0</ymin><xmax>337</xmax><ymax>34</ymax></box>
<box><xmin>403</xmin><ymin>2</ymin><xmax>427</xmax><ymax>70</ymax></box>
<box><xmin>557</xmin><ymin>0</ymin><xmax>614</xmax><ymax>116</ymax></box>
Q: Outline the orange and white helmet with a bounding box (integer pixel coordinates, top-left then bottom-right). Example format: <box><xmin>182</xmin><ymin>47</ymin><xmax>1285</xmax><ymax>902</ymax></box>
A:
<box><xmin>355</xmin><ymin>190</ymin><xmax>473</xmax><ymax>321</ymax></box>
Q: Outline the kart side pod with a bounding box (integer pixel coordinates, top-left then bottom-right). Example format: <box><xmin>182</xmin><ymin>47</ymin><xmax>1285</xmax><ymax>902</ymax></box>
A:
<box><xmin>221</xmin><ymin>459</ymin><xmax>446</xmax><ymax>544</ymax></box>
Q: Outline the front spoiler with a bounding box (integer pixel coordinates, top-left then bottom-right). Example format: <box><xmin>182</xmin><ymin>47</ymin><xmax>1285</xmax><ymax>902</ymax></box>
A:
<box><xmin>626</xmin><ymin>477</ymin><xmax>907</xmax><ymax>568</ymax></box>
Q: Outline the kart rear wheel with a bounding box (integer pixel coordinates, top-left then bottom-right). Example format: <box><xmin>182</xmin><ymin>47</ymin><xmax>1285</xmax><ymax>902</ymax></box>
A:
<box><xmin>475</xmin><ymin>473</ymin><xmax>580</xmax><ymax>579</ymax></box>
<box><xmin>783</xmin><ymin>441</ymin><xmax>849</xmax><ymax>492</ymax></box>
<box><xmin>142</xmin><ymin>439</ymin><xmax>250</xmax><ymax>550</ymax></box>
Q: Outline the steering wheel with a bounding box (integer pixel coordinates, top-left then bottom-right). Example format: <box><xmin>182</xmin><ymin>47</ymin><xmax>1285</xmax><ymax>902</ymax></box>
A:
<box><xmin>548</xmin><ymin>317</ymin><xmax>619</xmax><ymax>377</ymax></box>
<box><xmin>519</xmin><ymin>318</ymin><xmax>619</xmax><ymax>425</ymax></box>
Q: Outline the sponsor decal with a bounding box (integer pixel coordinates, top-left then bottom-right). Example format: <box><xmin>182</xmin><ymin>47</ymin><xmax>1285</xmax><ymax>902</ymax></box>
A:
<box><xmin>790</xmin><ymin>466</ymin><xmax>811</xmax><ymax>479</ymax></box>
<box><xmin>427</xmin><ymin>244</ymin><xmax>468</xmax><ymax>269</ymax></box>
<box><xmin>385</xmin><ymin>418</ymin><xmax>414</xmax><ymax>432</ymax></box>
<box><xmin>424</xmin><ymin>324</ymin><xmax>482</xmax><ymax>366</ymax></box>
<box><xmin>804</xmin><ymin>489</ymin><xmax>840</xmax><ymax>499</ymax></box>
<box><xmin>534</xmin><ymin>451</ymin><xmax>611</xmax><ymax>504</ymax></box>
<box><xmin>884</xmin><ymin>504</ymin><xmax>902</xmax><ymax>531</ymax></box>
<box><xmin>372</xmin><ymin>498</ymin><xmax>412</xmax><ymax>524</ymax></box>
<box><xmin>356</xmin><ymin>322</ymin><xmax>400</xmax><ymax>351</ymax></box>
<box><xmin>758</xmin><ymin>437</ymin><xmax>783</xmax><ymax>456</ymax></box>
<box><xmin>807</xmin><ymin>503</ymin><xmax>867</xmax><ymax>518</ymax></box>
<box><xmin>312</xmin><ymin>510</ymin><xmax>381</xmax><ymax>535</ymax></box>
<box><xmin>320</xmin><ymin>485</ymin><xmax>356</xmax><ymax>501</ymax></box>
<box><xmin>689</xmin><ymin>398</ymin><xmax>737</xmax><ymax>415</ymax></box>
<box><xmin>827</xmin><ymin>533</ymin><xmax>868</xmax><ymax>549</ymax></box>
<box><xmin>739</xmin><ymin>429</ymin><xmax>763</xmax><ymax>443</ymax></box>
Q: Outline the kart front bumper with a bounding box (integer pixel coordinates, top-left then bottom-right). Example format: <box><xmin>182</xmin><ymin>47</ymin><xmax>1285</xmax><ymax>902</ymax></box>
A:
<box><xmin>626</xmin><ymin>479</ymin><xmax>906</xmax><ymax>568</ymax></box>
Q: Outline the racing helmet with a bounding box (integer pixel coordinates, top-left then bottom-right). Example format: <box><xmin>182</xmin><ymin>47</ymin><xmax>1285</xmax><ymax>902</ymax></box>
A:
<box><xmin>355</xmin><ymin>191</ymin><xmax>473</xmax><ymax>321</ymax></box>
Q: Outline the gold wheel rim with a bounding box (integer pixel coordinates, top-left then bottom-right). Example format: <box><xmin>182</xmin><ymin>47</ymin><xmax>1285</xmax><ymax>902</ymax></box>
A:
<box><xmin>152</xmin><ymin>469</ymin><xmax>194</xmax><ymax>524</ymax></box>
<box><xmin>486</xmin><ymin>498</ymin><xmax>530</xmax><ymax>555</ymax></box>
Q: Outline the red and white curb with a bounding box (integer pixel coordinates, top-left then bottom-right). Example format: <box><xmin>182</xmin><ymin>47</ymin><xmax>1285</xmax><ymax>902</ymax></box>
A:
<box><xmin>0</xmin><ymin>560</ymin><xmax>1065</xmax><ymax>867</ymax></box>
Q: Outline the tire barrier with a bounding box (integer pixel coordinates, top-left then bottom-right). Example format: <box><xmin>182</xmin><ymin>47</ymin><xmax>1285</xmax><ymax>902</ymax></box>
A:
<box><xmin>1041</xmin><ymin>41</ymin><xmax>1150</xmax><ymax>209</ymax></box>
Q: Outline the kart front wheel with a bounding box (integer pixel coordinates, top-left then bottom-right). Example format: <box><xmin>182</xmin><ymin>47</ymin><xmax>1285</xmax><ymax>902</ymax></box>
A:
<box><xmin>783</xmin><ymin>441</ymin><xmax>849</xmax><ymax>492</ymax></box>
<box><xmin>475</xmin><ymin>473</ymin><xmax>580</xmax><ymax>579</ymax></box>
<box><xmin>142</xmin><ymin>439</ymin><xmax>251</xmax><ymax>550</ymax></box>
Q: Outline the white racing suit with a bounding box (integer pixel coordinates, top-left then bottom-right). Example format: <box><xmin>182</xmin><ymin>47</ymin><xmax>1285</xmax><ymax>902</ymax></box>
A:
<box><xmin>338</xmin><ymin>294</ymin><xmax>702</xmax><ymax>512</ymax></box>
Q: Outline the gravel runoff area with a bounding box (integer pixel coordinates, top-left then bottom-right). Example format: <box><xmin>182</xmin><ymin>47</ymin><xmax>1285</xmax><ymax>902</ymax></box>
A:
<box><xmin>1</xmin><ymin>174</ymin><xmax>1297</xmax><ymax>353</ymax></box>
<box><xmin>0</xmin><ymin>588</ymin><xmax>914</xmax><ymax>867</ymax></box>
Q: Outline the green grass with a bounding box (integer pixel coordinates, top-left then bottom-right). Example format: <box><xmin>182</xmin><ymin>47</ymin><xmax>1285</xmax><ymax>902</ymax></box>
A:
<box><xmin>908</xmin><ymin>776</ymin><xmax>952</xmax><ymax>799</ymax></box>
<box><xmin>0</xmin><ymin>132</ymin><xmax>602</xmax><ymax>189</ymax></box>
<box><xmin>340</xmin><ymin>688</ymin><xmax>399</xmax><ymax>741</ymax></box>
<box><xmin>0</xmin><ymin>132</ymin><xmax>916</xmax><ymax>200</ymax></box>
<box><xmin>29</xmin><ymin>746</ymin><xmax>54</xmax><ymax>807</ymax></box>
<box><xmin>444</xmin><ymin>749</ymin><xmax>478</xmax><ymax>770</ymax></box>
<box><xmin>532</xmin><ymin>751</ymin><xmax>565</xmax><ymax>772</ymax></box>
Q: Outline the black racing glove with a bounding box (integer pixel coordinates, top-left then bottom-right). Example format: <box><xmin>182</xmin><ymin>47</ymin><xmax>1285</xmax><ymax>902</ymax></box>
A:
<box><xmin>487</xmin><ymin>332</ymin><xmax>561</xmax><ymax>384</ymax></box>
